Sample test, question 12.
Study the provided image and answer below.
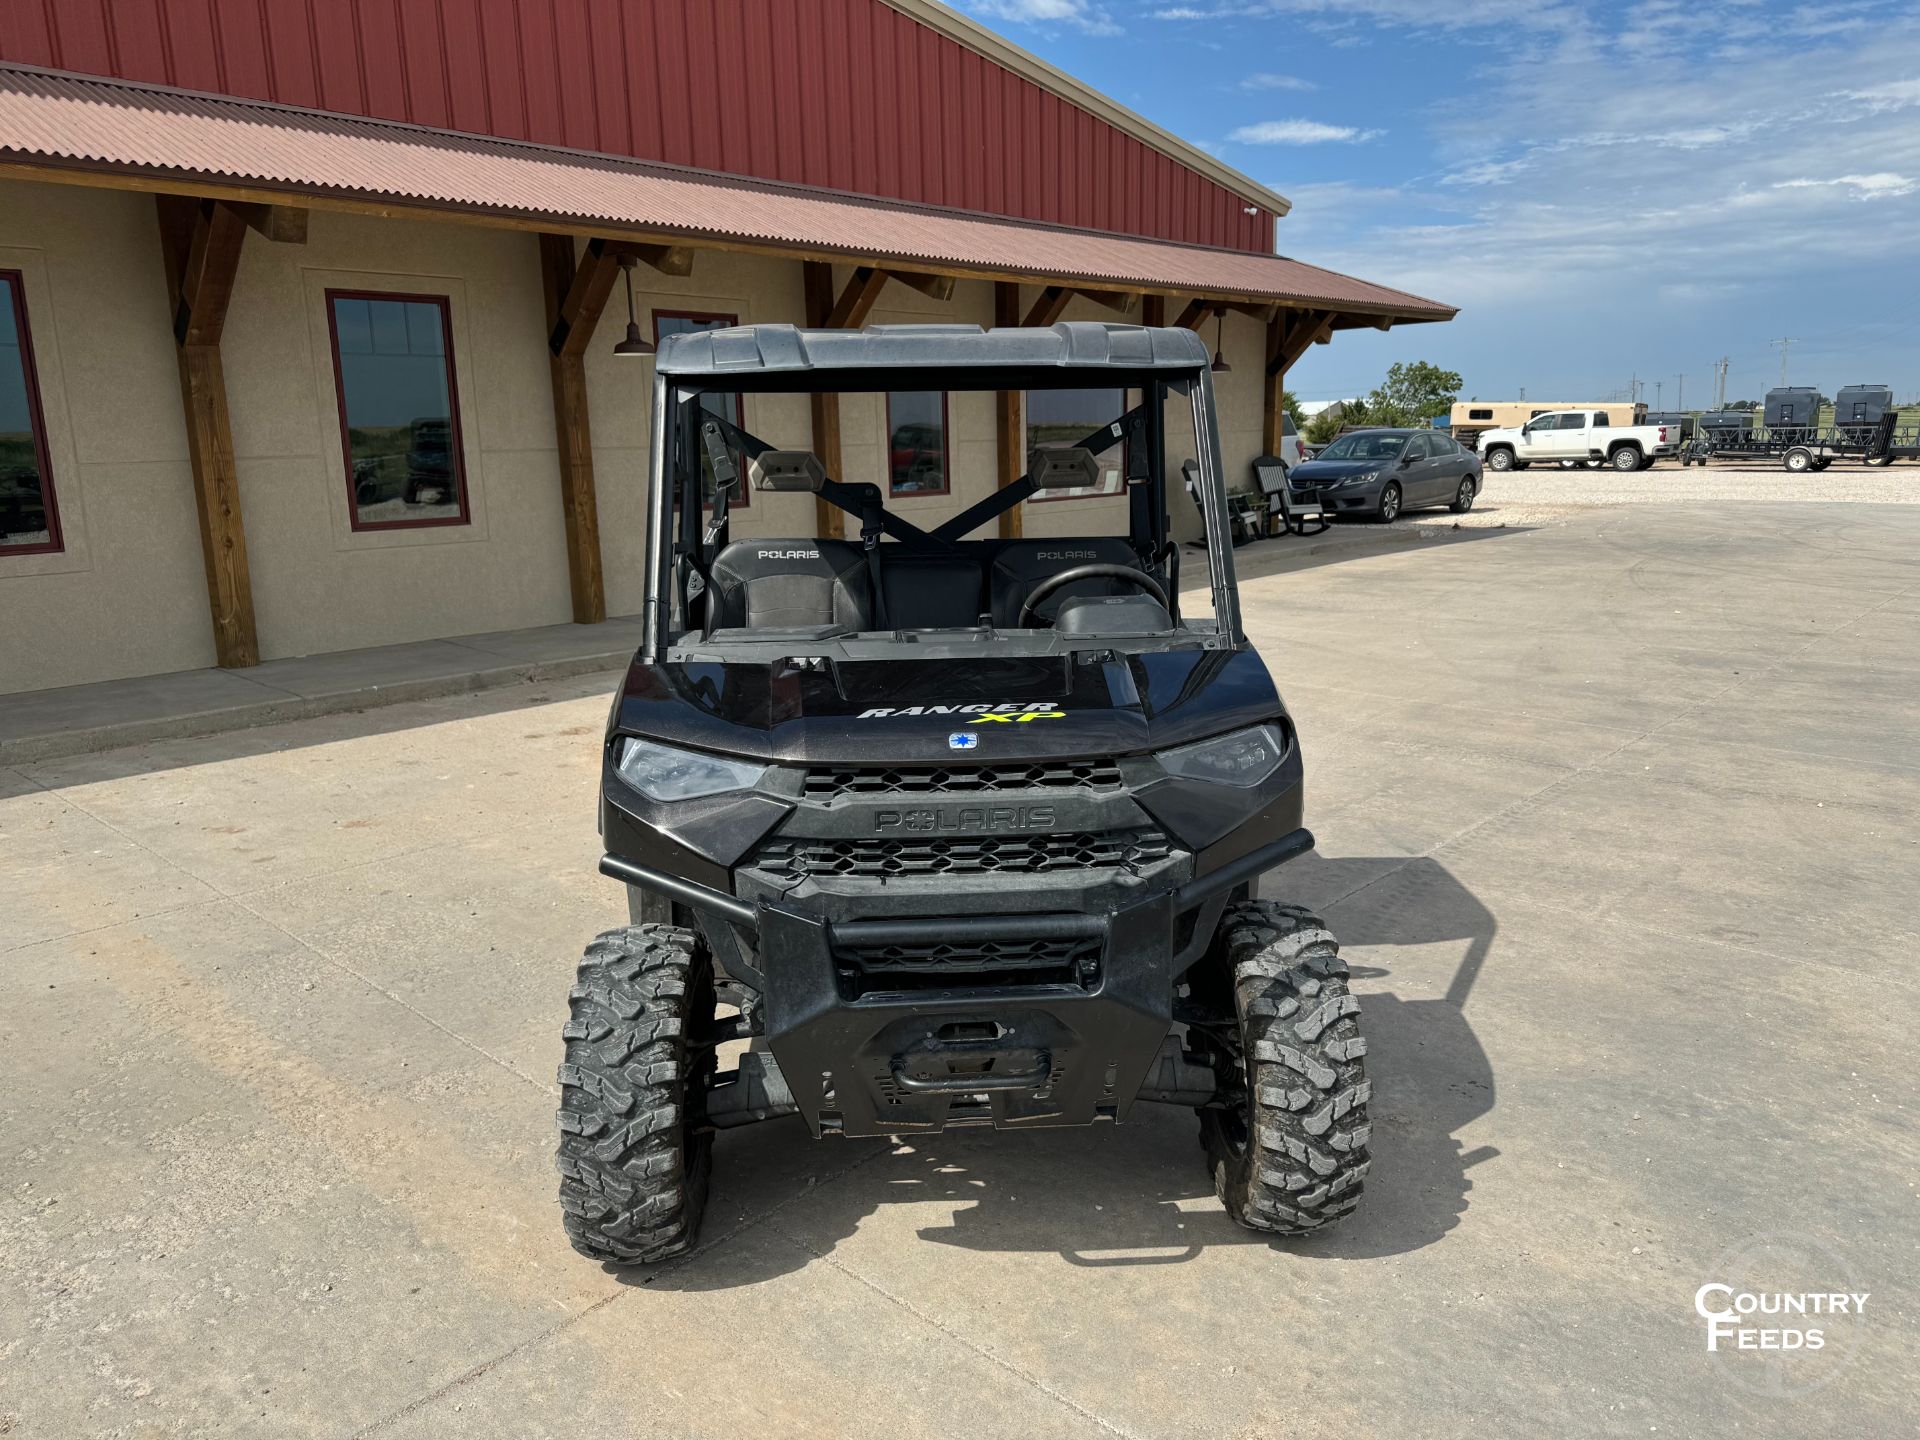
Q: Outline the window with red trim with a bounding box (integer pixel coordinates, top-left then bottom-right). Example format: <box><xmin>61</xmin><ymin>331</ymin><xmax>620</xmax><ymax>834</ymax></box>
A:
<box><xmin>654</xmin><ymin>311</ymin><xmax>748</xmax><ymax>508</ymax></box>
<box><xmin>885</xmin><ymin>391</ymin><xmax>950</xmax><ymax>497</ymax></box>
<box><xmin>327</xmin><ymin>291</ymin><xmax>470</xmax><ymax>531</ymax></box>
<box><xmin>0</xmin><ymin>271</ymin><xmax>62</xmax><ymax>555</ymax></box>
<box><xmin>1025</xmin><ymin>386</ymin><xmax>1129</xmax><ymax>500</ymax></box>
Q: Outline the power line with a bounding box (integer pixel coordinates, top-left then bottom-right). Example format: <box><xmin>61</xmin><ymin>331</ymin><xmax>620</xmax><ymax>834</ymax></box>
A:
<box><xmin>1773</xmin><ymin>337</ymin><xmax>1801</xmax><ymax>387</ymax></box>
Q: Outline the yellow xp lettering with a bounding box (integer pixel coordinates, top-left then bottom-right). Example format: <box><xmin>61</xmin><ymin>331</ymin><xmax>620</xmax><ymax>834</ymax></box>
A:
<box><xmin>855</xmin><ymin>702</ymin><xmax>1068</xmax><ymax>719</ymax></box>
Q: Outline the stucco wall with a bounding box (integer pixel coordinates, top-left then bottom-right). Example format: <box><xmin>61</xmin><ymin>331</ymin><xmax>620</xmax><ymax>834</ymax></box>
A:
<box><xmin>0</xmin><ymin>181</ymin><xmax>217</xmax><ymax>693</ymax></box>
<box><xmin>1</xmin><ymin>189</ymin><xmax>1268</xmax><ymax>696</ymax></box>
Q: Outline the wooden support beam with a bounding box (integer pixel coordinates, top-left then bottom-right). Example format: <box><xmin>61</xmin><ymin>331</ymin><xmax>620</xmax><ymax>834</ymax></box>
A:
<box><xmin>826</xmin><ymin>265</ymin><xmax>891</xmax><ymax>330</ymax></box>
<box><xmin>625</xmin><ymin>242</ymin><xmax>695</xmax><ymax>276</ymax></box>
<box><xmin>157</xmin><ymin>196</ymin><xmax>258</xmax><ymax>667</ymax></box>
<box><xmin>994</xmin><ymin>283</ymin><xmax>1024</xmax><ymax>541</ymax></box>
<box><xmin>1266</xmin><ymin>308</ymin><xmax>1337</xmax><ymax>378</ymax></box>
<box><xmin>1142</xmin><ymin>294</ymin><xmax>1167</xmax><ymax>327</ymax></box>
<box><xmin>1223</xmin><ymin>300</ymin><xmax>1279</xmax><ymax>324</ymax></box>
<box><xmin>1074</xmin><ymin>287</ymin><xmax>1137</xmax><ymax>315</ymax></box>
<box><xmin>540</xmin><ymin>234</ymin><xmax>609</xmax><ymax>623</ymax></box>
<box><xmin>231</xmin><ymin>202</ymin><xmax>308</xmax><ymax>244</ymax></box>
<box><xmin>1262</xmin><ymin>308</ymin><xmax>1339</xmax><ymax>458</ymax></box>
<box><xmin>1173</xmin><ymin>298</ymin><xmax>1215</xmax><ymax>331</ymax></box>
<box><xmin>547</xmin><ymin>236</ymin><xmax>625</xmax><ymax>358</ymax></box>
<box><xmin>1021</xmin><ymin>285</ymin><xmax>1073</xmax><ymax>328</ymax></box>
<box><xmin>804</xmin><ymin>261</ymin><xmax>847</xmax><ymax>539</ymax></box>
<box><xmin>884</xmin><ymin>268</ymin><xmax>957</xmax><ymax>302</ymax></box>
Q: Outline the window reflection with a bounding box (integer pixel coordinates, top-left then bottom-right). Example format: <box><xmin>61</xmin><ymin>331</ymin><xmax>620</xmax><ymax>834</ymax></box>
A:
<box><xmin>0</xmin><ymin>271</ymin><xmax>60</xmax><ymax>554</ymax></box>
<box><xmin>328</xmin><ymin>292</ymin><xmax>468</xmax><ymax>530</ymax></box>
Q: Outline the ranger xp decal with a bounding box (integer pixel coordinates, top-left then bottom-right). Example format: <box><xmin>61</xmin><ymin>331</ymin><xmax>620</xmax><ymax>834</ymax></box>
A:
<box><xmin>858</xmin><ymin>702</ymin><xmax>1067</xmax><ymax>719</ymax></box>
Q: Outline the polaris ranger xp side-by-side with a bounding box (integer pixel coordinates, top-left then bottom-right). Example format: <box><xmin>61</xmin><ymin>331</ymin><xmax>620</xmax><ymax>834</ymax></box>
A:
<box><xmin>556</xmin><ymin>322</ymin><xmax>1372</xmax><ymax>1263</ymax></box>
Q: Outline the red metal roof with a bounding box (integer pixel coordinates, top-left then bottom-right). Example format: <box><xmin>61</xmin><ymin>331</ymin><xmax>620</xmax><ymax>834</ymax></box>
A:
<box><xmin>0</xmin><ymin>0</ymin><xmax>1281</xmax><ymax>252</ymax></box>
<box><xmin>0</xmin><ymin>67</ymin><xmax>1453</xmax><ymax>320</ymax></box>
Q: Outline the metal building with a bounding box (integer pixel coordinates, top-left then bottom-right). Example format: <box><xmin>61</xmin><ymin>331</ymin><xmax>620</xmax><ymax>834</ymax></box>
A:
<box><xmin>0</xmin><ymin>0</ymin><xmax>1453</xmax><ymax>695</ymax></box>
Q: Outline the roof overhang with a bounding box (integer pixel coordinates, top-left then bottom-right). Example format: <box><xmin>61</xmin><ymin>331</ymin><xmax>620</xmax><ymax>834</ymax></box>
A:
<box><xmin>0</xmin><ymin>65</ymin><xmax>1453</xmax><ymax>326</ymax></box>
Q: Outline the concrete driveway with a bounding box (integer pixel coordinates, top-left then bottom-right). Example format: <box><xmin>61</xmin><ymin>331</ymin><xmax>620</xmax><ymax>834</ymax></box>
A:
<box><xmin>3</xmin><ymin>502</ymin><xmax>1915</xmax><ymax>1438</ymax></box>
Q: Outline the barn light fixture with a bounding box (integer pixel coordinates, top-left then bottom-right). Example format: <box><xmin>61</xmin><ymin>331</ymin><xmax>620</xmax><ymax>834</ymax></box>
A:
<box><xmin>1210</xmin><ymin>309</ymin><xmax>1231</xmax><ymax>374</ymax></box>
<box><xmin>612</xmin><ymin>253</ymin><xmax>654</xmax><ymax>358</ymax></box>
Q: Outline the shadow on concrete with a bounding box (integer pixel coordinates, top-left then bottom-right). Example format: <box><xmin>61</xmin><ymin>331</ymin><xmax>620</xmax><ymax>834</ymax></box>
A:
<box><xmin>5</xmin><ymin>671</ymin><xmax>622</xmax><ymax>793</ymax></box>
<box><xmin>1210</xmin><ymin>515</ymin><xmax>1537</xmax><ymax>588</ymax></box>
<box><xmin>633</xmin><ymin>852</ymin><xmax>1497</xmax><ymax>1291</ymax></box>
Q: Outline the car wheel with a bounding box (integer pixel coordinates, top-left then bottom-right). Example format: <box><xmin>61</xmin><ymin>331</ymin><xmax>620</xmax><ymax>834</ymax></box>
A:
<box><xmin>1610</xmin><ymin>446</ymin><xmax>1642</xmax><ymax>472</ymax></box>
<box><xmin>1450</xmin><ymin>477</ymin><xmax>1476</xmax><ymax>513</ymax></box>
<box><xmin>1866</xmin><ymin>454</ymin><xmax>1894</xmax><ymax>467</ymax></box>
<box><xmin>1377</xmin><ymin>482</ymin><xmax>1401</xmax><ymax>524</ymax></box>
<box><xmin>1484</xmin><ymin>447</ymin><xmax>1514</xmax><ymax>472</ymax></box>
<box><xmin>1783</xmin><ymin>447</ymin><xmax>1814</xmax><ymax>473</ymax></box>
<box><xmin>1557</xmin><ymin>459</ymin><xmax>1579</xmax><ymax>470</ymax></box>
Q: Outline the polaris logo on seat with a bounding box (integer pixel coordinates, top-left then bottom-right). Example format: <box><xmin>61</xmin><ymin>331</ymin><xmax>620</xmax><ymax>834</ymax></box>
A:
<box><xmin>874</xmin><ymin>805</ymin><xmax>1057</xmax><ymax>833</ymax></box>
<box><xmin>757</xmin><ymin>548</ymin><xmax>820</xmax><ymax>560</ymax></box>
<box><xmin>1035</xmin><ymin>549</ymin><xmax>1099</xmax><ymax>561</ymax></box>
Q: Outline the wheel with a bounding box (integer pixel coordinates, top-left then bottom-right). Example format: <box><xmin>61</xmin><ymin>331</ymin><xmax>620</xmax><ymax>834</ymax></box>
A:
<box><xmin>1195</xmin><ymin>901</ymin><xmax>1372</xmax><ymax>1236</ymax></box>
<box><xmin>1484</xmin><ymin>447</ymin><xmax>1514</xmax><ymax>472</ymax></box>
<box><xmin>556</xmin><ymin>924</ymin><xmax>716</xmax><ymax>1265</ymax></box>
<box><xmin>1866</xmin><ymin>454</ymin><xmax>1893</xmax><ymax>467</ymax></box>
<box><xmin>1376</xmin><ymin>481</ymin><xmax>1401</xmax><ymax>523</ymax></box>
<box><xmin>1610</xmin><ymin>446</ymin><xmax>1643</xmax><ymax>472</ymax></box>
<box><xmin>1557</xmin><ymin>459</ymin><xmax>1579</xmax><ymax>470</ymax></box>
<box><xmin>1812</xmin><ymin>459</ymin><xmax>1831</xmax><ymax>472</ymax></box>
<box><xmin>1450</xmin><ymin>477</ymin><xmax>1477</xmax><ymax>513</ymax></box>
<box><xmin>1783</xmin><ymin>447</ymin><xmax>1814</xmax><ymax>474</ymax></box>
<box><xmin>1636</xmin><ymin>454</ymin><xmax>1657</xmax><ymax>471</ymax></box>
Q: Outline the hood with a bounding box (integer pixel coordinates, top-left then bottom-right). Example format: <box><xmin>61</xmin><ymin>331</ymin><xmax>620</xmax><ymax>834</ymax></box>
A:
<box><xmin>610</xmin><ymin>647</ymin><xmax>1282</xmax><ymax>764</ymax></box>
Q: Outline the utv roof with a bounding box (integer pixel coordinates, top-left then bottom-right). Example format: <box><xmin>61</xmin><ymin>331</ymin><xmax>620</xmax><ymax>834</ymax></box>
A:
<box><xmin>655</xmin><ymin>321</ymin><xmax>1211</xmax><ymax>377</ymax></box>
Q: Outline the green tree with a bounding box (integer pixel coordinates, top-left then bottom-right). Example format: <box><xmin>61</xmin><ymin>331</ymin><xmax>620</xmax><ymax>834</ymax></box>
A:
<box><xmin>1281</xmin><ymin>389</ymin><xmax>1304</xmax><ymax>428</ymax></box>
<box><xmin>1304</xmin><ymin>398</ymin><xmax>1366</xmax><ymax>446</ymax></box>
<box><xmin>1365</xmin><ymin>361</ymin><xmax>1463</xmax><ymax>427</ymax></box>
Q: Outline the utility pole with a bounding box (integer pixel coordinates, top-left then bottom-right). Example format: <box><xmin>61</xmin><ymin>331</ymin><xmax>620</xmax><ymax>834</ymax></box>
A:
<box><xmin>1773</xmin><ymin>337</ymin><xmax>1800</xmax><ymax>387</ymax></box>
<box><xmin>1713</xmin><ymin>357</ymin><xmax>1729</xmax><ymax>410</ymax></box>
<box><xmin>1518</xmin><ymin>386</ymin><xmax>1526</xmax><ymax>402</ymax></box>
<box><xmin>1677</xmin><ymin>374</ymin><xmax>1685</xmax><ymax>411</ymax></box>
<box><xmin>1655</xmin><ymin>380</ymin><xmax>1663</xmax><ymax>410</ymax></box>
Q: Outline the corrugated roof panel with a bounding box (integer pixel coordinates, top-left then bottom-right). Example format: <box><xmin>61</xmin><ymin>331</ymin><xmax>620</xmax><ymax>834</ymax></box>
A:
<box><xmin>0</xmin><ymin>66</ymin><xmax>1453</xmax><ymax>319</ymax></box>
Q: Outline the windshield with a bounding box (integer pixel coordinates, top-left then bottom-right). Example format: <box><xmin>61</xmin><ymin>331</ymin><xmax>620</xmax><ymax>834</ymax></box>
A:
<box><xmin>1317</xmin><ymin>432</ymin><xmax>1408</xmax><ymax>462</ymax></box>
<box><xmin>644</xmin><ymin>369</ymin><xmax>1240</xmax><ymax>658</ymax></box>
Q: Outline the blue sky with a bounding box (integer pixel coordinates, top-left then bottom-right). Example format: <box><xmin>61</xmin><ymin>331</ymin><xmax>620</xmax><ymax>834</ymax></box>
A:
<box><xmin>960</xmin><ymin>0</ymin><xmax>1920</xmax><ymax>407</ymax></box>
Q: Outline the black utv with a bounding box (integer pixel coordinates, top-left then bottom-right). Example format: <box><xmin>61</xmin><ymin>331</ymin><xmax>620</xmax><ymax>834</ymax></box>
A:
<box><xmin>556</xmin><ymin>322</ymin><xmax>1372</xmax><ymax>1263</ymax></box>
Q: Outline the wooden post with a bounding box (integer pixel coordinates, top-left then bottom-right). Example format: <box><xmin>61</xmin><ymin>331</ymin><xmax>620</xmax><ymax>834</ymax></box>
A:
<box><xmin>157</xmin><ymin>196</ymin><xmax>258</xmax><ymax>668</ymax></box>
<box><xmin>1264</xmin><ymin>309</ymin><xmax>1337</xmax><ymax>456</ymax></box>
<box><xmin>994</xmin><ymin>282</ymin><xmax>1024</xmax><ymax>541</ymax></box>
<box><xmin>803</xmin><ymin>261</ymin><xmax>846</xmax><ymax>540</ymax></box>
<box><xmin>1142</xmin><ymin>295</ymin><xmax>1167</xmax><ymax>328</ymax></box>
<box><xmin>540</xmin><ymin>234</ymin><xmax>620</xmax><ymax>624</ymax></box>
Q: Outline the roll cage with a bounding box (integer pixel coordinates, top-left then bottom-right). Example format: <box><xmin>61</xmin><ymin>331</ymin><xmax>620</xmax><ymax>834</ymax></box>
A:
<box><xmin>638</xmin><ymin>323</ymin><xmax>1245</xmax><ymax>662</ymax></box>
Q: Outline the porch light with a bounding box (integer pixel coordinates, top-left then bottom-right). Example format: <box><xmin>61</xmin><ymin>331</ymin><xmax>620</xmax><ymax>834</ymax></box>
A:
<box><xmin>612</xmin><ymin>253</ymin><xmax>654</xmax><ymax>357</ymax></box>
<box><xmin>1210</xmin><ymin>309</ymin><xmax>1231</xmax><ymax>374</ymax></box>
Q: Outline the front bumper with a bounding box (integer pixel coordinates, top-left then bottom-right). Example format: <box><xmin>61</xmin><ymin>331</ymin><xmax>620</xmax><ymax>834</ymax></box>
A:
<box><xmin>599</xmin><ymin>827</ymin><xmax>1311</xmax><ymax>1138</ymax></box>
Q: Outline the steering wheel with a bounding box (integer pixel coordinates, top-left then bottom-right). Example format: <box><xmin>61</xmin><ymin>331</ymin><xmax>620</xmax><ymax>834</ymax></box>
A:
<box><xmin>1017</xmin><ymin>564</ymin><xmax>1169</xmax><ymax>628</ymax></box>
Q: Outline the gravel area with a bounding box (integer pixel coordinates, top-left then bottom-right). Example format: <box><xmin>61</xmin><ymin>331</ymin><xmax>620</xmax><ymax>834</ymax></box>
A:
<box><xmin>1477</xmin><ymin>457</ymin><xmax>1920</xmax><ymax>506</ymax></box>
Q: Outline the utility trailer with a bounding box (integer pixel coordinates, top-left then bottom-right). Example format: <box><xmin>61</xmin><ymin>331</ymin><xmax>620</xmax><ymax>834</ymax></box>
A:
<box><xmin>1685</xmin><ymin>409</ymin><xmax>1920</xmax><ymax>471</ymax></box>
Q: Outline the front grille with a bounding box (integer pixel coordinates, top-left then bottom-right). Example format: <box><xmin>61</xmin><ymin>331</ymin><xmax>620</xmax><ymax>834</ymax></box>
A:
<box><xmin>801</xmin><ymin>759</ymin><xmax>1124</xmax><ymax>802</ymax></box>
<box><xmin>836</xmin><ymin>931</ymin><xmax>1101</xmax><ymax>995</ymax></box>
<box><xmin>747</xmin><ymin>827</ymin><xmax>1173</xmax><ymax>881</ymax></box>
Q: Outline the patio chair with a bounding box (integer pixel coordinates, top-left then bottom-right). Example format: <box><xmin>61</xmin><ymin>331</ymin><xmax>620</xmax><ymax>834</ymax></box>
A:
<box><xmin>1253</xmin><ymin>455</ymin><xmax>1328</xmax><ymax>537</ymax></box>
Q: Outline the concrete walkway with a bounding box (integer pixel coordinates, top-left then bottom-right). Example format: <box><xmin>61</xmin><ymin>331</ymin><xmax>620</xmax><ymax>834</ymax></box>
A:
<box><xmin>0</xmin><ymin>615</ymin><xmax>645</xmax><ymax>767</ymax></box>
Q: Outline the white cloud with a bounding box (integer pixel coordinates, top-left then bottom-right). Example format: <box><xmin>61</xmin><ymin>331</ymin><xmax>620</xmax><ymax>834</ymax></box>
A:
<box><xmin>969</xmin><ymin>0</ymin><xmax>1122</xmax><ymax>35</ymax></box>
<box><xmin>1775</xmin><ymin>173</ymin><xmax>1917</xmax><ymax>200</ymax></box>
<box><xmin>1240</xmin><ymin>71</ymin><xmax>1316</xmax><ymax>91</ymax></box>
<box><xmin>1231</xmin><ymin>119</ymin><xmax>1383</xmax><ymax>144</ymax></box>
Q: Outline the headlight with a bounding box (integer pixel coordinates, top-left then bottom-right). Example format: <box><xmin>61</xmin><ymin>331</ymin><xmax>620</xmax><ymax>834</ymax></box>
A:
<box><xmin>614</xmin><ymin>736</ymin><xmax>768</xmax><ymax>802</ymax></box>
<box><xmin>1157</xmin><ymin>723</ymin><xmax>1288</xmax><ymax>788</ymax></box>
<box><xmin>1337</xmin><ymin>471</ymin><xmax>1379</xmax><ymax>486</ymax></box>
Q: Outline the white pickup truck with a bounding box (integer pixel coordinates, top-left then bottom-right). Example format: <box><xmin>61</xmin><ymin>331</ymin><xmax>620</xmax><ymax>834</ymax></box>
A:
<box><xmin>1477</xmin><ymin>408</ymin><xmax>1679</xmax><ymax>473</ymax></box>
